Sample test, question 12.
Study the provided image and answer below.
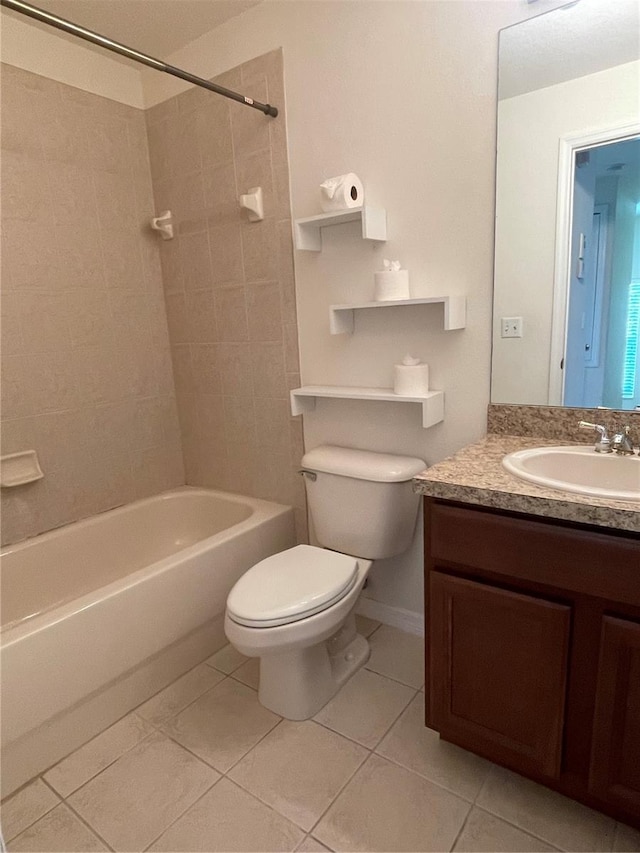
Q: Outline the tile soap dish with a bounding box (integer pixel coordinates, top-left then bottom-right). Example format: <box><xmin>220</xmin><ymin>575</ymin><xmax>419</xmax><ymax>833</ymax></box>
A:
<box><xmin>1</xmin><ymin>450</ymin><xmax>44</xmax><ymax>487</ymax></box>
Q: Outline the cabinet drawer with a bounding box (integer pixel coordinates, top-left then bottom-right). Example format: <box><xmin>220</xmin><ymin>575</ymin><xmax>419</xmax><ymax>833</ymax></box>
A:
<box><xmin>429</xmin><ymin>572</ymin><xmax>571</xmax><ymax>779</ymax></box>
<box><xmin>427</xmin><ymin>502</ymin><xmax>640</xmax><ymax>605</ymax></box>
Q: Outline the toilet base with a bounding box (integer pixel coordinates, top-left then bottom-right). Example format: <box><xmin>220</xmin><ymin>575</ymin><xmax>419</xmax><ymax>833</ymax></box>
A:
<box><xmin>258</xmin><ymin>620</ymin><xmax>370</xmax><ymax>720</ymax></box>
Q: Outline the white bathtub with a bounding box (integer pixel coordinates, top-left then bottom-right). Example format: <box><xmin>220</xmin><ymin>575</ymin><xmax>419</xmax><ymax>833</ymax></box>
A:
<box><xmin>0</xmin><ymin>487</ymin><xmax>295</xmax><ymax>796</ymax></box>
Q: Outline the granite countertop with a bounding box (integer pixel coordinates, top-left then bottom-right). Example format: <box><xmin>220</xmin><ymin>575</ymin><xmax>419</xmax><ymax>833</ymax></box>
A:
<box><xmin>413</xmin><ymin>434</ymin><xmax>640</xmax><ymax>533</ymax></box>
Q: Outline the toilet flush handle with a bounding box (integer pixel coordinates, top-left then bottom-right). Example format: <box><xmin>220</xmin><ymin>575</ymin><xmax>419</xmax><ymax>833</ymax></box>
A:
<box><xmin>298</xmin><ymin>469</ymin><xmax>317</xmax><ymax>482</ymax></box>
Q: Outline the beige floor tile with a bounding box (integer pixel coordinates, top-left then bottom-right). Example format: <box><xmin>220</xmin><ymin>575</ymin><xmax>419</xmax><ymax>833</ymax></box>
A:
<box><xmin>160</xmin><ymin>678</ymin><xmax>280</xmax><ymax>772</ymax></box>
<box><xmin>229</xmin><ymin>720</ymin><xmax>368</xmax><ymax>831</ymax></box>
<box><xmin>314</xmin><ymin>668</ymin><xmax>414</xmax><ymax>748</ymax></box>
<box><xmin>354</xmin><ymin>614</ymin><xmax>381</xmax><ymax>638</ymax></box>
<box><xmin>476</xmin><ymin>765</ymin><xmax>616</xmax><ymax>852</ymax></box>
<box><xmin>297</xmin><ymin>836</ymin><xmax>333</xmax><ymax>852</ymax></box>
<box><xmin>44</xmin><ymin>712</ymin><xmax>154</xmax><ymax>797</ymax></box>
<box><xmin>376</xmin><ymin>693</ymin><xmax>491</xmax><ymax>800</ymax></box>
<box><xmin>614</xmin><ymin>822</ymin><xmax>640</xmax><ymax>852</ymax></box>
<box><xmin>8</xmin><ymin>803</ymin><xmax>107</xmax><ymax>852</ymax></box>
<box><xmin>231</xmin><ymin>657</ymin><xmax>260</xmax><ymax>689</ymax></box>
<box><xmin>314</xmin><ymin>753</ymin><xmax>471</xmax><ymax>852</ymax></box>
<box><xmin>136</xmin><ymin>663</ymin><xmax>226</xmax><ymax>725</ymax></box>
<box><xmin>205</xmin><ymin>643</ymin><xmax>248</xmax><ymax>674</ymax></box>
<box><xmin>1</xmin><ymin>778</ymin><xmax>60</xmax><ymax>842</ymax></box>
<box><xmin>453</xmin><ymin>807</ymin><xmax>558</xmax><ymax>852</ymax></box>
<box><xmin>149</xmin><ymin>777</ymin><xmax>304</xmax><ymax>852</ymax></box>
<box><xmin>67</xmin><ymin>731</ymin><xmax>218</xmax><ymax>851</ymax></box>
<box><xmin>366</xmin><ymin>624</ymin><xmax>424</xmax><ymax>688</ymax></box>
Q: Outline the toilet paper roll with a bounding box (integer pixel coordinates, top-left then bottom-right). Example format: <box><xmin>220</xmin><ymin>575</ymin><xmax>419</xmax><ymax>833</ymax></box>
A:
<box><xmin>374</xmin><ymin>270</ymin><xmax>410</xmax><ymax>301</ymax></box>
<box><xmin>394</xmin><ymin>363</ymin><xmax>430</xmax><ymax>396</ymax></box>
<box><xmin>320</xmin><ymin>173</ymin><xmax>365</xmax><ymax>212</ymax></box>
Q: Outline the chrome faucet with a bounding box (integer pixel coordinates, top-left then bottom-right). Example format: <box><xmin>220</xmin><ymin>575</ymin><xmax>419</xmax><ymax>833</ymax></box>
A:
<box><xmin>578</xmin><ymin>421</ymin><xmax>612</xmax><ymax>453</ymax></box>
<box><xmin>611</xmin><ymin>426</ymin><xmax>635</xmax><ymax>456</ymax></box>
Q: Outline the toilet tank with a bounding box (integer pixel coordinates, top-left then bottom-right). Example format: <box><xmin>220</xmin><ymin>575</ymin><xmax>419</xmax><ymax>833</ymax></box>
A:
<box><xmin>300</xmin><ymin>445</ymin><xmax>426</xmax><ymax>560</ymax></box>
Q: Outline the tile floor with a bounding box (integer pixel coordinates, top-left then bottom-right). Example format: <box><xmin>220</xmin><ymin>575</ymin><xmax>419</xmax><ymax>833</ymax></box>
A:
<box><xmin>2</xmin><ymin>619</ymin><xmax>639</xmax><ymax>852</ymax></box>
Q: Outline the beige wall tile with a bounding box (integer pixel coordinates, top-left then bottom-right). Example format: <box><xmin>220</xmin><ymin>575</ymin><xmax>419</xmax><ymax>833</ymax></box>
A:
<box><xmin>218</xmin><ymin>342</ymin><xmax>254</xmax><ymax>397</ymax></box>
<box><xmin>208</xmin><ymin>221</ymin><xmax>244</xmax><ymax>285</ymax></box>
<box><xmin>247</xmin><ymin>281</ymin><xmax>282</xmax><ymax>342</ymax></box>
<box><xmin>148</xmin><ymin>53</ymin><xmax>303</xmax><ymax>528</ymax></box>
<box><xmin>191</xmin><ymin>344</ymin><xmax>223</xmax><ymax>396</ymax></box>
<box><xmin>241</xmin><ymin>218</ymin><xmax>279</xmax><ymax>282</ymax></box>
<box><xmin>215</xmin><ymin>286</ymin><xmax>249</xmax><ymax>342</ymax></box>
<box><xmin>203</xmin><ymin>162</ymin><xmax>238</xmax><ymax>225</ymax></box>
<box><xmin>1</xmin><ymin>69</ymin><xmax>181</xmax><ymax>546</ymax></box>
<box><xmin>251</xmin><ymin>341</ymin><xmax>287</xmax><ymax>398</ymax></box>
<box><xmin>180</xmin><ymin>231</ymin><xmax>213</xmax><ymax>292</ymax></box>
<box><xmin>197</xmin><ymin>100</ymin><xmax>234</xmax><ymax>168</ymax></box>
<box><xmin>230</xmin><ymin>78</ymin><xmax>271</xmax><ymax>157</ymax></box>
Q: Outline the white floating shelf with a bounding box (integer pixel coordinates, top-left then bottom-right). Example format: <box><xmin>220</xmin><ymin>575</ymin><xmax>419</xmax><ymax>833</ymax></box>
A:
<box><xmin>294</xmin><ymin>206</ymin><xmax>387</xmax><ymax>251</ymax></box>
<box><xmin>290</xmin><ymin>385</ymin><xmax>444</xmax><ymax>428</ymax></box>
<box><xmin>329</xmin><ymin>295</ymin><xmax>466</xmax><ymax>334</ymax></box>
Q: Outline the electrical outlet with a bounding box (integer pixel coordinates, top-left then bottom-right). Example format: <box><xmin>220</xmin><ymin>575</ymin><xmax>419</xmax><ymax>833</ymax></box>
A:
<box><xmin>501</xmin><ymin>317</ymin><xmax>523</xmax><ymax>338</ymax></box>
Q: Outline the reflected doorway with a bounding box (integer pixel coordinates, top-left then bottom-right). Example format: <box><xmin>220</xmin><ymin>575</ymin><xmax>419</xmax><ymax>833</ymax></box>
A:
<box><xmin>563</xmin><ymin>135</ymin><xmax>640</xmax><ymax>409</ymax></box>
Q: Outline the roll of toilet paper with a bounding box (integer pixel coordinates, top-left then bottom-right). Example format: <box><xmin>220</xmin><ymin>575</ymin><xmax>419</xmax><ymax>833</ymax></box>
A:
<box><xmin>319</xmin><ymin>173</ymin><xmax>364</xmax><ymax>212</ymax></box>
<box><xmin>374</xmin><ymin>269</ymin><xmax>410</xmax><ymax>301</ymax></box>
<box><xmin>394</xmin><ymin>362</ymin><xmax>429</xmax><ymax>396</ymax></box>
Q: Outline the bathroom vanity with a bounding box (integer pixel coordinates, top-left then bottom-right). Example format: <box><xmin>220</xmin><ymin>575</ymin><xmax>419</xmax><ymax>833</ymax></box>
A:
<box><xmin>415</xmin><ymin>432</ymin><xmax>640</xmax><ymax>828</ymax></box>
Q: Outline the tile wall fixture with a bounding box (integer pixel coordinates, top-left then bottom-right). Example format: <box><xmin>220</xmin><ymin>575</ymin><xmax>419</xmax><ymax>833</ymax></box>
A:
<box><xmin>146</xmin><ymin>49</ymin><xmax>307</xmax><ymax>542</ymax></box>
<box><xmin>487</xmin><ymin>404</ymin><xmax>640</xmax><ymax>442</ymax></box>
<box><xmin>0</xmin><ymin>64</ymin><xmax>184</xmax><ymax>546</ymax></box>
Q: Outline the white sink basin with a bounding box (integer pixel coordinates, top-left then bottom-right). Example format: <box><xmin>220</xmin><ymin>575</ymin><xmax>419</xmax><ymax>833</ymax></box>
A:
<box><xmin>503</xmin><ymin>445</ymin><xmax>640</xmax><ymax>503</ymax></box>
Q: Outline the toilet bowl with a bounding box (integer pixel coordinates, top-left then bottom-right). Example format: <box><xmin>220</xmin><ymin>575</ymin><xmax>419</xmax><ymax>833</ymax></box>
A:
<box><xmin>225</xmin><ymin>445</ymin><xmax>426</xmax><ymax>720</ymax></box>
<box><xmin>225</xmin><ymin>545</ymin><xmax>372</xmax><ymax>719</ymax></box>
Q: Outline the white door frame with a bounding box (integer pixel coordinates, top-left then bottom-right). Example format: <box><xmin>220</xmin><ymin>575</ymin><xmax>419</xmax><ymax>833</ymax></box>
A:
<box><xmin>547</xmin><ymin>121</ymin><xmax>640</xmax><ymax>405</ymax></box>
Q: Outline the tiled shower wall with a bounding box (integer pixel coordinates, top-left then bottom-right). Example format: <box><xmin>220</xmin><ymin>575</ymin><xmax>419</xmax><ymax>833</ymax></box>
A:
<box><xmin>146</xmin><ymin>50</ymin><xmax>307</xmax><ymax>541</ymax></box>
<box><xmin>0</xmin><ymin>64</ymin><xmax>184</xmax><ymax>545</ymax></box>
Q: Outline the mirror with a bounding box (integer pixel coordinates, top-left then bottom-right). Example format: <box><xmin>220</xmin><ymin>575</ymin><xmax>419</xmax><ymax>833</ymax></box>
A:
<box><xmin>491</xmin><ymin>0</ymin><xmax>640</xmax><ymax>409</ymax></box>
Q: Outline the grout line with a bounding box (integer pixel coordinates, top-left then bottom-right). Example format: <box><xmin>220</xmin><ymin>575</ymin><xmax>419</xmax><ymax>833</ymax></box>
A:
<box><xmin>1</xmin><ymin>778</ymin><xmax>61</xmax><ymax>844</ymax></box>
<box><xmin>311</xmin><ymin>684</ymin><xmax>419</xmax><ymax>753</ymax></box>
<box><xmin>141</xmin><ymin>775</ymin><xmax>222</xmax><ymax>852</ymax></box>
<box><xmin>471</xmin><ymin>805</ymin><xmax>565</xmax><ymax>852</ymax></box>
<box><xmin>57</xmin><ymin>794</ymin><xmax>117</xmax><ymax>852</ymax></box>
<box><xmin>304</xmin><ymin>743</ymin><xmax>374</xmax><ymax>840</ymax></box>
<box><xmin>448</xmin><ymin>800</ymin><xmax>474</xmax><ymax>852</ymax></box>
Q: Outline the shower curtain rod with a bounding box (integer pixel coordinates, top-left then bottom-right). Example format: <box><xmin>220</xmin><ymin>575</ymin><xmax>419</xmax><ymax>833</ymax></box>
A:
<box><xmin>0</xmin><ymin>0</ymin><xmax>278</xmax><ymax>117</ymax></box>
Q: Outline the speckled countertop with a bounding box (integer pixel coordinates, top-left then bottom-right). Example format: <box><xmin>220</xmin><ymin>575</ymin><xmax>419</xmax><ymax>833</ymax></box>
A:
<box><xmin>413</xmin><ymin>434</ymin><xmax>640</xmax><ymax>534</ymax></box>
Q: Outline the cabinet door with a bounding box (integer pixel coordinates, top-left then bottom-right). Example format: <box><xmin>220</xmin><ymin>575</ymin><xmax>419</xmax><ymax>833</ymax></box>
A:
<box><xmin>430</xmin><ymin>572</ymin><xmax>571</xmax><ymax>779</ymax></box>
<box><xmin>589</xmin><ymin>616</ymin><xmax>640</xmax><ymax>815</ymax></box>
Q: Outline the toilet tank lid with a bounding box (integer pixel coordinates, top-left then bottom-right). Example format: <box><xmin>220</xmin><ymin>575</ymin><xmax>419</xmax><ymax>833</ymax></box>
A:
<box><xmin>301</xmin><ymin>445</ymin><xmax>426</xmax><ymax>483</ymax></box>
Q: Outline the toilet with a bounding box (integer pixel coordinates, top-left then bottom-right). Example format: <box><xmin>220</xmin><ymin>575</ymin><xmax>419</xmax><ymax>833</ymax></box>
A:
<box><xmin>224</xmin><ymin>445</ymin><xmax>426</xmax><ymax>720</ymax></box>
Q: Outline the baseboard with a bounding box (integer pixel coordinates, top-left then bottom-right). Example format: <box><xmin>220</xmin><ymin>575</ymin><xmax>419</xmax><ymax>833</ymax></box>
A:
<box><xmin>356</xmin><ymin>597</ymin><xmax>424</xmax><ymax>637</ymax></box>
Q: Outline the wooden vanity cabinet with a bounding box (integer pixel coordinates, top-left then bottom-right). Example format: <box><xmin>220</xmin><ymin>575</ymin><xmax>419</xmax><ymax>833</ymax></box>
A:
<box><xmin>423</xmin><ymin>498</ymin><xmax>640</xmax><ymax>827</ymax></box>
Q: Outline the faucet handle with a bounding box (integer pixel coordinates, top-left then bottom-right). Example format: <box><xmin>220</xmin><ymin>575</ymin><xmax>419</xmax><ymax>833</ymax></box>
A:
<box><xmin>578</xmin><ymin>421</ymin><xmax>612</xmax><ymax>452</ymax></box>
<box><xmin>612</xmin><ymin>425</ymin><xmax>636</xmax><ymax>455</ymax></box>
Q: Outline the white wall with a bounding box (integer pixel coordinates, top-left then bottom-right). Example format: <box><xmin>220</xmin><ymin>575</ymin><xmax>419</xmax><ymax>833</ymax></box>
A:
<box><xmin>0</xmin><ymin>12</ymin><xmax>144</xmax><ymax>106</ymax></box>
<box><xmin>492</xmin><ymin>61</ymin><xmax>640</xmax><ymax>405</ymax></box>
<box><xmin>139</xmin><ymin>0</ymin><xmax>532</xmax><ymax>619</ymax></box>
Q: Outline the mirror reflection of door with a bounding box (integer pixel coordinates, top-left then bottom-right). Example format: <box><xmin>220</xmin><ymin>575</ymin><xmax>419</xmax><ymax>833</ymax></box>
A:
<box><xmin>563</xmin><ymin>136</ymin><xmax>640</xmax><ymax>410</ymax></box>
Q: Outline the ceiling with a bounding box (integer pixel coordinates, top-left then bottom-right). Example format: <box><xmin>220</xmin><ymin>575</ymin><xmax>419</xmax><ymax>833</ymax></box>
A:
<box><xmin>3</xmin><ymin>0</ymin><xmax>262</xmax><ymax>60</ymax></box>
<box><xmin>499</xmin><ymin>0</ymin><xmax>640</xmax><ymax>99</ymax></box>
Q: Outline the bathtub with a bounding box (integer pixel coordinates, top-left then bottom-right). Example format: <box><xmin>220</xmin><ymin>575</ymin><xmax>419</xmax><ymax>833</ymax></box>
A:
<box><xmin>0</xmin><ymin>487</ymin><xmax>295</xmax><ymax>796</ymax></box>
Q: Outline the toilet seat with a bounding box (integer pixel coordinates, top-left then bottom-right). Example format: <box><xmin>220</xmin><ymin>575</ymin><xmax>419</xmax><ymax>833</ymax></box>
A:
<box><xmin>226</xmin><ymin>545</ymin><xmax>359</xmax><ymax>628</ymax></box>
